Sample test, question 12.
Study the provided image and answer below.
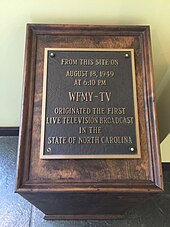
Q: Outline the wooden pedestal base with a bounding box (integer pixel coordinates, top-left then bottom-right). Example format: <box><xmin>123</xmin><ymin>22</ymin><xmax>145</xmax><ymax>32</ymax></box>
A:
<box><xmin>16</xmin><ymin>24</ymin><xmax>163</xmax><ymax>220</ymax></box>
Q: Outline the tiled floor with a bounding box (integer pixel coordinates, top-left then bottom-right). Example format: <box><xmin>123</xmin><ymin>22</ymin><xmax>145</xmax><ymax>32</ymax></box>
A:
<box><xmin>0</xmin><ymin>136</ymin><xmax>170</xmax><ymax>227</ymax></box>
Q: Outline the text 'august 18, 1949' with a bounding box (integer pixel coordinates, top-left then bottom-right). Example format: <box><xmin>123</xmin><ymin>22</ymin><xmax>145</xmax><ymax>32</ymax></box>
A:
<box><xmin>40</xmin><ymin>48</ymin><xmax>141</xmax><ymax>159</ymax></box>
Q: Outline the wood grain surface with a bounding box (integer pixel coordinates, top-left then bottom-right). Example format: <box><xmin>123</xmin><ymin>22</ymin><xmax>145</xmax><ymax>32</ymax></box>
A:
<box><xmin>16</xmin><ymin>24</ymin><xmax>163</xmax><ymax>219</ymax></box>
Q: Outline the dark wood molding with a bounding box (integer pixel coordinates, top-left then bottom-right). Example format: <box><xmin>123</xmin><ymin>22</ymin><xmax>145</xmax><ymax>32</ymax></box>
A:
<box><xmin>0</xmin><ymin>127</ymin><xmax>19</xmax><ymax>136</ymax></box>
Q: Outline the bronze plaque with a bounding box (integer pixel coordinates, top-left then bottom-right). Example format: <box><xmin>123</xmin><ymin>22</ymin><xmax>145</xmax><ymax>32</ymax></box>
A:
<box><xmin>40</xmin><ymin>48</ymin><xmax>141</xmax><ymax>159</ymax></box>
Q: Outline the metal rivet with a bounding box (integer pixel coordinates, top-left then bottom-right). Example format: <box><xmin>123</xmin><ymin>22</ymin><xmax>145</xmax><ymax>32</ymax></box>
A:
<box><xmin>50</xmin><ymin>52</ymin><xmax>55</xmax><ymax>58</ymax></box>
<box><xmin>47</xmin><ymin>147</ymin><xmax>52</xmax><ymax>152</ymax></box>
<box><xmin>130</xmin><ymin>147</ymin><xmax>135</xmax><ymax>152</ymax></box>
<box><xmin>125</xmin><ymin>53</ymin><xmax>129</xmax><ymax>58</ymax></box>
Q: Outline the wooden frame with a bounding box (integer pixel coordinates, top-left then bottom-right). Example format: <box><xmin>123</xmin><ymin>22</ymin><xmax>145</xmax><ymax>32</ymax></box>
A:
<box><xmin>16</xmin><ymin>24</ymin><xmax>163</xmax><ymax>219</ymax></box>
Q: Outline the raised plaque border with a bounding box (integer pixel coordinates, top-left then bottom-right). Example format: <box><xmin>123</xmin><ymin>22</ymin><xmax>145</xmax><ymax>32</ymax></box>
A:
<box><xmin>40</xmin><ymin>48</ymin><xmax>141</xmax><ymax>159</ymax></box>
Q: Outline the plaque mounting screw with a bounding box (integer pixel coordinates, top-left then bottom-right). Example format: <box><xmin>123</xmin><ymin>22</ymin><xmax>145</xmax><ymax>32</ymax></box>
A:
<box><xmin>125</xmin><ymin>53</ymin><xmax>129</xmax><ymax>58</ymax></box>
<box><xmin>47</xmin><ymin>147</ymin><xmax>52</xmax><ymax>153</ymax></box>
<box><xmin>50</xmin><ymin>52</ymin><xmax>55</xmax><ymax>58</ymax></box>
<box><xmin>130</xmin><ymin>147</ymin><xmax>135</xmax><ymax>152</ymax></box>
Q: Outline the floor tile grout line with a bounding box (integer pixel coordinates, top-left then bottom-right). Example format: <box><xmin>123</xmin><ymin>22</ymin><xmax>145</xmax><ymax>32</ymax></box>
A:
<box><xmin>29</xmin><ymin>205</ymin><xmax>33</xmax><ymax>227</ymax></box>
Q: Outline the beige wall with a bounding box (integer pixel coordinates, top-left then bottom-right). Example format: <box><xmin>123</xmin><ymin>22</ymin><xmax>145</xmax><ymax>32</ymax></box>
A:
<box><xmin>0</xmin><ymin>0</ymin><xmax>169</xmax><ymax>160</ymax></box>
